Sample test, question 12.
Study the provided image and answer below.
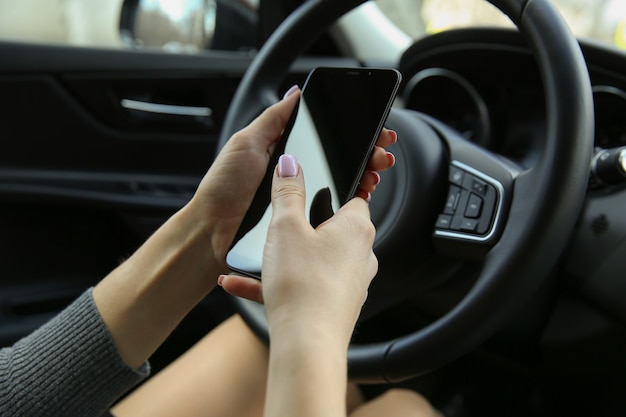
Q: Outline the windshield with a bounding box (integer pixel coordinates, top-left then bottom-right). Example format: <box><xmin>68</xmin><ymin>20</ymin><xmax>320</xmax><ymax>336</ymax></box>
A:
<box><xmin>377</xmin><ymin>0</ymin><xmax>626</xmax><ymax>49</ymax></box>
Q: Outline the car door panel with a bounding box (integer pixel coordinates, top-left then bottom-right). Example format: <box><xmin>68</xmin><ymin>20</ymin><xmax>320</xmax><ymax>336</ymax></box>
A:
<box><xmin>0</xmin><ymin>42</ymin><xmax>250</xmax><ymax>345</ymax></box>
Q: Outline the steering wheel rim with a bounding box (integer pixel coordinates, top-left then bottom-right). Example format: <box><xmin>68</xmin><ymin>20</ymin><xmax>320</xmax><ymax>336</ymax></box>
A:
<box><xmin>218</xmin><ymin>0</ymin><xmax>594</xmax><ymax>382</ymax></box>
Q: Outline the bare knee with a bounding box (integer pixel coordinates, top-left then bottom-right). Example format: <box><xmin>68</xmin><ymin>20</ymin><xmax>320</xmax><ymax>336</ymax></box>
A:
<box><xmin>384</xmin><ymin>389</ymin><xmax>441</xmax><ymax>416</ymax></box>
<box><xmin>349</xmin><ymin>388</ymin><xmax>442</xmax><ymax>417</ymax></box>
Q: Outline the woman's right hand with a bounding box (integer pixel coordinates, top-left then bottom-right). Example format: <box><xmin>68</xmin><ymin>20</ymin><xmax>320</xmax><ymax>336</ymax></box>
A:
<box><xmin>262</xmin><ymin>154</ymin><xmax>378</xmax><ymax>343</ymax></box>
<box><xmin>220</xmin><ymin>154</ymin><xmax>378</xmax><ymax>345</ymax></box>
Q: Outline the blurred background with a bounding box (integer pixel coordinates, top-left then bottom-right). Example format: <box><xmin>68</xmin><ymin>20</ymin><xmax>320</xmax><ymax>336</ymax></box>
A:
<box><xmin>0</xmin><ymin>0</ymin><xmax>624</xmax><ymax>53</ymax></box>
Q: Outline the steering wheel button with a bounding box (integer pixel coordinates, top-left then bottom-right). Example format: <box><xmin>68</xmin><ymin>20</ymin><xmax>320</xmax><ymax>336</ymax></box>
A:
<box><xmin>460</xmin><ymin>219</ymin><xmax>479</xmax><ymax>232</ymax></box>
<box><xmin>471</xmin><ymin>179</ymin><xmax>487</xmax><ymax>195</ymax></box>
<box><xmin>449</xmin><ymin>166</ymin><xmax>465</xmax><ymax>186</ymax></box>
<box><xmin>436</xmin><ymin>214</ymin><xmax>452</xmax><ymax>229</ymax></box>
<box><xmin>465</xmin><ymin>193</ymin><xmax>483</xmax><ymax>218</ymax></box>
<box><xmin>443</xmin><ymin>185</ymin><xmax>461</xmax><ymax>214</ymax></box>
<box><xmin>461</xmin><ymin>174</ymin><xmax>486</xmax><ymax>195</ymax></box>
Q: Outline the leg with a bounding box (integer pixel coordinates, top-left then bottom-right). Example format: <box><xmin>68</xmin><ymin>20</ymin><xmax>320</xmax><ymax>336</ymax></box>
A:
<box><xmin>112</xmin><ymin>314</ymin><xmax>268</xmax><ymax>417</ymax></box>
<box><xmin>348</xmin><ymin>388</ymin><xmax>443</xmax><ymax>417</ymax></box>
<box><xmin>346</xmin><ymin>383</ymin><xmax>366</xmax><ymax>413</ymax></box>
<box><xmin>112</xmin><ymin>314</ymin><xmax>441</xmax><ymax>417</ymax></box>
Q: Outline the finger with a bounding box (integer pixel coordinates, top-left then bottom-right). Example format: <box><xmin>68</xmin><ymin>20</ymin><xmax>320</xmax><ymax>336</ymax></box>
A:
<box><xmin>218</xmin><ymin>274</ymin><xmax>264</xmax><ymax>304</ymax></box>
<box><xmin>375</xmin><ymin>128</ymin><xmax>397</xmax><ymax>148</ymax></box>
<box><xmin>228</xmin><ymin>86</ymin><xmax>301</xmax><ymax>153</ymax></box>
<box><xmin>338</xmin><ymin>194</ymin><xmax>373</xmax><ymax>219</ymax></box>
<box><xmin>271</xmin><ymin>154</ymin><xmax>307</xmax><ymax>225</ymax></box>
<box><xmin>354</xmin><ymin>188</ymin><xmax>372</xmax><ymax>204</ymax></box>
<box><xmin>332</xmin><ymin>197</ymin><xmax>376</xmax><ymax>245</ymax></box>
<box><xmin>357</xmin><ymin>171</ymin><xmax>381</xmax><ymax>194</ymax></box>
<box><xmin>367</xmin><ymin>147</ymin><xmax>396</xmax><ymax>172</ymax></box>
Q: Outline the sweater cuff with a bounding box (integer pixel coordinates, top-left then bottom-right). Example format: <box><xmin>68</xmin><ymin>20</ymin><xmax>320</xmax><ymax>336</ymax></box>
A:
<box><xmin>0</xmin><ymin>288</ymin><xmax>149</xmax><ymax>417</ymax></box>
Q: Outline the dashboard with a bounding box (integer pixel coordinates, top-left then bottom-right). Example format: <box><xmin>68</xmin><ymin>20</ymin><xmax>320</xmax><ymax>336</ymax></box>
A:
<box><xmin>390</xmin><ymin>28</ymin><xmax>626</xmax><ymax>374</ymax></box>
<box><xmin>398</xmin><ymin>29</ymin><xmax>626</xmax><ymax>168</ymax></box>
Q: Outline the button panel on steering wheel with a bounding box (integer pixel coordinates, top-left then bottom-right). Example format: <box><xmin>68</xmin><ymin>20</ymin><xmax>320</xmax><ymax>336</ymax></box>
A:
<box><xmin>434</xmin><ymin>161</ymin><xmax>503</xmax><ymax>243</ymax></box>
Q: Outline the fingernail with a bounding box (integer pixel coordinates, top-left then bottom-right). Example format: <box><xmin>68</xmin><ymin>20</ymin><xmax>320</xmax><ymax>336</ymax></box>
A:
<box><xmin>356</xmin><ymin>189</ymin><xmax>371</xmax><ymax>203</ymax></box>
<box><xmin>386</xmin><ymin>152</ymin><xmax>396</xmax><ymax>167</ymax></box>
<box><xmin>388</xmin><ymin>130</ymin><xmax>398</xmax><ymax>144</ymax></box>
<box><xmin>217</xmin><ymin>275</ymin><xmax>225</xmax><ymax>286</ymax></box>
<box><xmin>372</xmin><ymin>171</ymin><xmax>381</xmax><ymax>185</ymax></box>
<box><xmin>278</xmin><ymin>154</ymin><xmax>298</xmax><ymax>177</ymax></box>
<box><xmin>282</xmin><ymin>85</ymin><xmax>299</xmax><ymax>100</ymax></box>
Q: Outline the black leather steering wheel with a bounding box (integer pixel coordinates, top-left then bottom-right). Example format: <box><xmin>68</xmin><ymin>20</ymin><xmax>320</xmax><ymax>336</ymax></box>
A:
<box><xmin>218</xmin><ymin>0</ymin><xmax>594</xmax><ymax>382</ymax></box>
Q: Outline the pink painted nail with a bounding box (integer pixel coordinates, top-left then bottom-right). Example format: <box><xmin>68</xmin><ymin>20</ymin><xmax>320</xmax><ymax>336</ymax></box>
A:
<box><xmin>278</xmin><ymin>154</ymin><xmax>298</xmax><ymax>177</ymax></box>
<box><xmin>217</xmin><ymin>275</ymin><xmax>225</xmax><ymax>286</ymax></box>
<box><xmin>282</xmin><ymin>85</ymin><xmax>300</xmax><ymax>100</ymax></box>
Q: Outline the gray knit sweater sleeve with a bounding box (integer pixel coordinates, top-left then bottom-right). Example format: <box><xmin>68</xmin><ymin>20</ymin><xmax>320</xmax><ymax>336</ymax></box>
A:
<box><xmin>0</xmin><ymin>288</ymin><xmax>149</xmax><ymax>417</ymax></box>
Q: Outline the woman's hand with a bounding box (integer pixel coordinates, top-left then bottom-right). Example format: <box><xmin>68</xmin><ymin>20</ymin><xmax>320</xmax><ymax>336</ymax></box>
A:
<box><xmin>189</xmin><ymin>86</ymin><xmax>396</xmax><ymax>272</ymax></box>
<box><xmin>263</xmin><ymin>154</ymin><xmax>378</xmax><ymax>342</ymax></box>
<box><xmin>220</xmin><ymin>152</ymin><xmax>381</xmax><ymax>342</ymax></box>
<box><xmin>188</xmin><ymin>88</ymin><xmax>301</xmax><ymax>271</ymax></box>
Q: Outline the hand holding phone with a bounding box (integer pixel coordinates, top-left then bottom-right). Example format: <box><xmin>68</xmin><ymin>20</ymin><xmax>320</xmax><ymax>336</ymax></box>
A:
<box><xmin>226</xmin><ymin>66</ymin><xmax>401</xmax><ymax>279</ymax></box>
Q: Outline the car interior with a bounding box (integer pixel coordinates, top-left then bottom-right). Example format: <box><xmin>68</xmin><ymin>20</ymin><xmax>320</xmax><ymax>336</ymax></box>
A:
<box><xmin>0</xmin><ymin>1</ymin><xmax>624</xmax><ymax>416</ymax></box>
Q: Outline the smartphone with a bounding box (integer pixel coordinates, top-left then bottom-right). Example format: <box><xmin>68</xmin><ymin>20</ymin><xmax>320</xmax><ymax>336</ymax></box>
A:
<box><xmin>226</xmin><ymin>66</ymin><xmax>401</xmax><ymax>279</ymax></box>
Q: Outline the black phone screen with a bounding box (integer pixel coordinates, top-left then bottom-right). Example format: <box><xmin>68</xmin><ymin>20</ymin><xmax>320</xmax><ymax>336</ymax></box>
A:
<box><xmin>226</xmin><ymin>67</ymin><xmax>401</xmax><ymax>278</ymax></box>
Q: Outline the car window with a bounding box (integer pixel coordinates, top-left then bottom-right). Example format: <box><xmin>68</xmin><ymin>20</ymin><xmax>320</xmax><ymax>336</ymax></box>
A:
<box><xmin>377</xmin><ymin>0</ymin><xmax>626</xmax><ymax>50</ymax></box>
<box><xmin>0</xmin><ymin>0</ymin><xmax>259</xmax><ymax>53</ymax></box>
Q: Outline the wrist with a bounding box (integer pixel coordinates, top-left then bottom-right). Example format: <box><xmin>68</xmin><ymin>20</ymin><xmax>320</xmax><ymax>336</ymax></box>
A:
<box><xmin>269</xmin><ymin>324</ymin><xmax>349</xmax><ymax>382</ymax></box>
<box><xmin>159</xmin><ymin>202</ymin><xmax>224</xmax><ymax>278</ymax></box>
<box><xmin>184</xmin><ymin>195</ymin><xmax>238</xmax><ymax>274</ymax></box>
<box><xmin>265</xmin><ymin>324</ymin><xmax>349</xmax><ymax>417</ymax></box>
<box><xmin>268</xmin><ymin>301</ymin><xmax>359</xmax><ymax>348</ymax></box>
<box><xmin>269</xmin><ymin>314</ymin><xmax>352</xmax><ymax>356</ymax></box>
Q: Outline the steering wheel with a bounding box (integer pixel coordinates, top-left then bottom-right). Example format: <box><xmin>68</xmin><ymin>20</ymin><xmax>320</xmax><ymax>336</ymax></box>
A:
<box><xmin>218</xmin><ymin>0</ymin><xmax>593</xmax><ymax>382</ymax></box>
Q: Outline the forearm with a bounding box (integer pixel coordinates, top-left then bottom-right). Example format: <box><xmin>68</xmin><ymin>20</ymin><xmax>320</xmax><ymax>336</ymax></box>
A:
<box><xmin>265</xmin><ymin>327</ymin><xmax>349</xmax><ymax>417</ymax></box>
<box><xmin>92</xmin><ymin>201</ymin><xmax>222</xmax><ymax>369</ymax></box>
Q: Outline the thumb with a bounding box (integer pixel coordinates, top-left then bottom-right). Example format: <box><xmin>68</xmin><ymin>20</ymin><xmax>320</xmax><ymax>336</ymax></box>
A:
<box><xmin>271</xmin><ymin>154</ymin><xmax>307</xmax><ymax>224</ymax></box>
<box><xmin>218</xmin><ymin>274</ymin><xmax>264</xmax><ymax>304</ymax></box>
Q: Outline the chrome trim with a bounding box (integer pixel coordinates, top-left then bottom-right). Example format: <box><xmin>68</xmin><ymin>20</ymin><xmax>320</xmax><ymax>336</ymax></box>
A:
<box><xmin>592</xmin><ymin>85</ymin><xmax>626</xmax><ymax>99</ymax></box>
<box><xmin>121</xmin><ymin>99</ymin><xmax>213</xmax><ymax>117</ymax></box>
<box><xmin>619</xmin><ymin>148</ymin><xmax>626</xmax><ymax>175</ymax></box>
